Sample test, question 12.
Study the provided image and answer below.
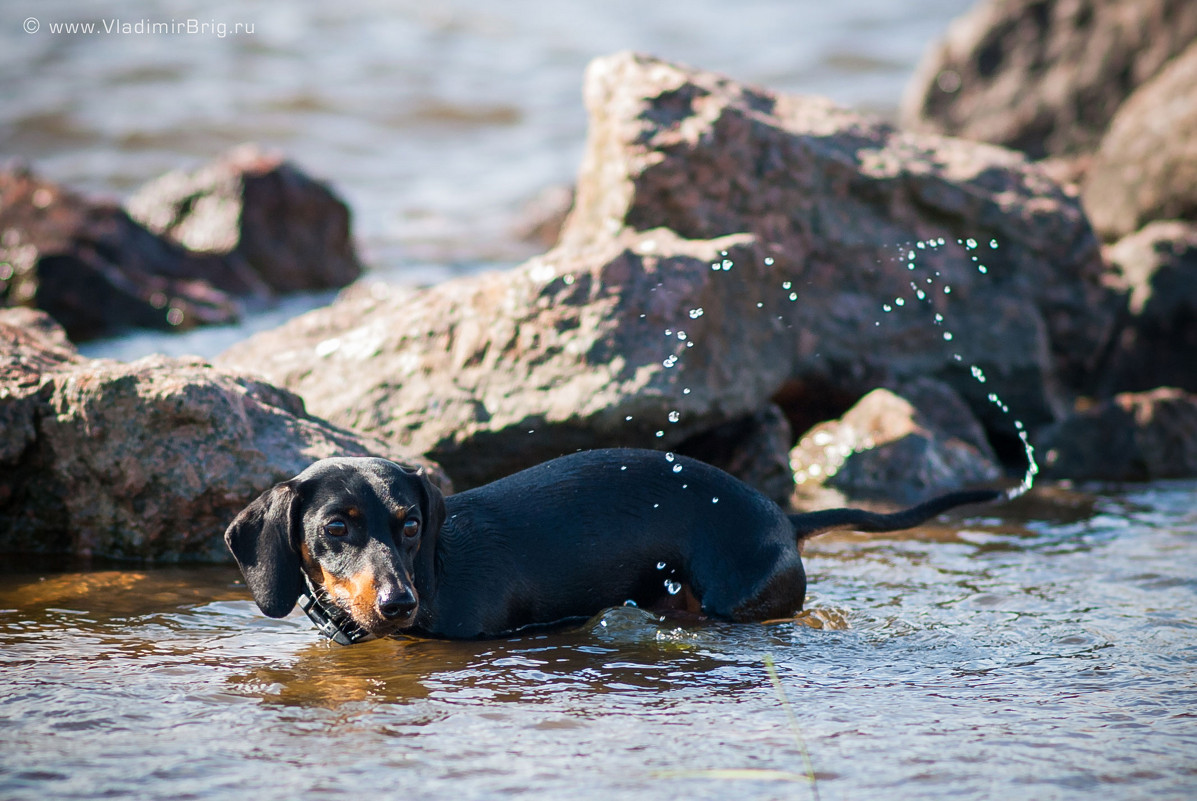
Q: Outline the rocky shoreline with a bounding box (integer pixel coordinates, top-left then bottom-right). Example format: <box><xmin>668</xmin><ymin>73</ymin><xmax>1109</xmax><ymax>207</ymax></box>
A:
<box><xmin>3</xmin><ymin>0</ymin><xmax>1195</xmax><ymax>560</ymax></box>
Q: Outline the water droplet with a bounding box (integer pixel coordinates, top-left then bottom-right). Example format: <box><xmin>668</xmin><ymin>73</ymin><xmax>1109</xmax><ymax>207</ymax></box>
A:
<box><xmin>655</xmin><ymin>430</ymin><xmax>664</xmax><ymax>438</ymax></box>
<box><xmin>764</xmin><ymin>256</ymin><xmax>775</xmax><ymax>266</ymax></box>
<box><xmin>978</xmin><ymin>265</ymin><xmax>988</xmax><ymax>274</ymax></box>
<box><xmin>989</xmin><ymin>239</ymin><xmax>999</xmax><ymax>249</ymax></box>
<box><xmin>971</xmin><ymin>366</ymin><xmax>987</xmax><ymax>383</ymax></box>
<box><xmin>943</xmin><ymin>332</ymin><xmax>954</xmax><ymax>341</ymax></box>
<box><xmin>621</xmin><ymin>466</ymin><xmax>628</xmax><ymax>471</ymax></box>
<box><xmin>934</xmin><ymin>313</ymin><xmax>944</xmax><ymax>323</ymax></box>
<box><xmin>944</xmin><ymin>285</ymin><xmax>952</xmax><ymax>294</ymax></box>
<box><xmin>882</xmin><ymin>304</ymin><xmax>892</xmax><ymax>312</ymax></box>
<box><xmin>782</xmin><ymin>281</ymin><xmax>792</xmax><ymax>290</ymax></box>
<box><xmin>665</xmin><ymin>580</ymin><xmax>682</xmax><ymax>595</ymax></box>
<box><xmin>625</xmin><ymin>415</ymin><xmax>633</xmax><ymax>421</ymax></box>
<box><xmin>563</xmin><ymin>274</ymin><xmax>575</xmax><ymax>285</ymax></box>
<box><xmin>907</xmin><ymin>251</ymin><xmax>916</xmax><ymax>260</ymax></box>
<box><xmin>653</xmin><ymin>503</ymin><xmax>660</xmax><ymax>509</ymax></box>
<box><xmin>788</xmin><ymin>292</ymin><xmax>798</xmax><ymax>301</ymax></box>
<box><xmin>664</xmin><ymin>328</ymin><xmax>673</xmax><ymax>336</ymax></box>
<box><xmin>895</xmin><ymin>298</ymin><xmax>905</xmax><ymax>306</ymax></box>
<box><xmin>916</xmin><ymin>289</ymin><xmax>926</xmax><ymax>300</ymax></box>
<box><xmin>673</xmin><ymin>464</ymin><xmax>683</xmax><ymax>473</ymax></box>
<box><xmin>686</xmin><ymin>341</ymin><xmax>693</xmax><ymax>348</ymax></box>
<box><xmin>721</xmin><ymin>259</ymin><xmax>733</xmax><ymax>271</ymax></box>
<box><xmin>668</xmin><ymin>411</ymin><xmax>681</xmax><ymax>423</ymax></box>
<box><xmin>665</xmin><ymin>452</ymin><xmax>675</xmax><ymax>462</ymax></box>
<box><xmin>756</xmin><ymin>302</ymin><xmax>764</xmax><ymax>308</ymax></box>
<box><xmin>677</xmin><ymin>331</ymin><xmax>687</xmax><ymax>341</ymax></box>
<box><xmin>662</xmin><ymin>355</ymin><xmax>678</xmax><ymax>368</ymax></box>
<box><xmin>711</xmin><ymin>497</ymin><xmax>719</xmax><ymax>504</ymax></box>
<box><xmin>689</xmin><ymin>308</ymin><xmax>704</xmax><ymax>319</ymax></box>
<box><xmin>682</xmin><ymin>388</ymin><xmax>691</xmax><ymax>395</ymax></box>
<box><xmin>657</xmin><ymin>562</ymin><xmax>667</xmax><ymax>570</ymax></box>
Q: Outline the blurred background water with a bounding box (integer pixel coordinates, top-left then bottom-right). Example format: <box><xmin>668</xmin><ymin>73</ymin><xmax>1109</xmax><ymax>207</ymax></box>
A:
<box><xmin>3</xmin><ymin>0</ymin><xmax>972</xmax><ymax>276</ymax></box>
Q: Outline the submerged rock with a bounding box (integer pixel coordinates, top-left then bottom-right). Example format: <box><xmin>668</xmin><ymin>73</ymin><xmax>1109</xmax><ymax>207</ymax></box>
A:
<box><xmin>0</xmin><ymin>309</ymin><xmax>443</xmax><ymax>561</ymax></box>
<box><xmin>222</xmin><ymin>53</ymin><xmax>1113</xmax><ymax>491</ymax></box>
<box><xmin>790</xmin><ymin>380</ymin><xmax>1001</xmax><ymax>504</ymax></box>
<box><xmin>1082</xmin><ymin>42</ymin><xmax>1197</xmax><ymax>241</ymax></box>
<box><xmin>900</xmin><ymin>0</ymin><xmax>1197</xmax><ymax>159</ymax></box>
<box><xmin>127</xmin><ymin>144</ymin><xmax>363</xmax><ymax>294</ymax></box>
<box><xmin>0</xmin><ymin>164</ymin><xmax>241</xmax><ymax>340</ymax></box>
<box><xmin>1040</xmin><ymin>388</ymin><xmax>1197</xmax><ymax>482</ymax></box>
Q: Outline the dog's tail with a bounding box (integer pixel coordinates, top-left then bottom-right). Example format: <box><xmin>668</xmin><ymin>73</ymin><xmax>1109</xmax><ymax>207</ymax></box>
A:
<box><xmin>788</xmin><ymin>488</ymin><xmax>1001</xmax><ymax>542</ymax></box>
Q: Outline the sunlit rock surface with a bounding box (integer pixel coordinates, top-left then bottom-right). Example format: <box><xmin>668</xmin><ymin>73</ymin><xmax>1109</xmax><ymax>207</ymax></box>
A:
<box><xmin>221</xmin><ymin>52</ymin><xmax>1116</xmax><ymax>493</ymax></box>
<box><xmin>0</xmin><ymin>309</ymin><xmax>443</xmax><ymax>561</ymax></box>
<box><xmin>900</xmin><ymin>0</ymin><xmax>1197</xmax><ymax>159</ymax></box>
<box><xmin>1082</xmin><ymin>42</ymin><xmax>1197</xmax><ymax>241</ymax></box>
<box><xmin>127</xmin><ymin>143</ymin><xmax>363</xmax><ymax>294</ymax></box>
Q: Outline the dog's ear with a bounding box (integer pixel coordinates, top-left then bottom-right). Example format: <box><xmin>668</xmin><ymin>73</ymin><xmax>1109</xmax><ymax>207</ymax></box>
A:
<box><xmin>409</xmin><ymin>466</ymin><xmax>446</xmax><ymax>540</ymax></box>
<box><xmin>224</xmin><ymin>481</ymin><xmax>304</xmax><ymax>618</ymax></box>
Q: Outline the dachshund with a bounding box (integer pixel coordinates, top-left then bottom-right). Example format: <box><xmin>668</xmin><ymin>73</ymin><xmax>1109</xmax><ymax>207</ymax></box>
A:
<box><xmin>225</xmin><ymin>448</ymin><xmax>998</xmax><ymax>642</ymax></box>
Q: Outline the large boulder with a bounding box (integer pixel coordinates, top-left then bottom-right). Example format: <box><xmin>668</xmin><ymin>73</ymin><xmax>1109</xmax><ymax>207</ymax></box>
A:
<box><xmin>0</xmin><ymin>309</ymin><xmax>443</xmax><ymax>561</ymax></box>
<box><xmin>900</xmin><ymin>0</ymin><xmax>1197</xmax><ymax>159</ymax></box>
<box><xmin>221</xmin><ymin>52</ymin><xmax>1116</xmax><ymax>491</ymax></box>
<box><xmin>127</xmin><ymin>144</ymin><xmax>363</xmax><ymax>294</ymax></box>
<box><xmin>1082</xmin><ymin>42</ymin><xmax>1197</xmax><ymax>241</ymax></box>
<box><xmin>1097</xmin><ymin>221</ymin><xmax>1197</xmax><ymax>395</ymax></box>
<box><xmin>0</xmin><ymin>164</ymin><xmax>241</xmax><ymax>340</ymax></box>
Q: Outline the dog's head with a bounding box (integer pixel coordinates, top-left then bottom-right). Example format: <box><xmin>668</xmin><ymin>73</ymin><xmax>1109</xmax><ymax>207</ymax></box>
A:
<box><xmin>224</xmin><ymin>457</ymin><xmax>446</xmax><ymax>640</ymax></box>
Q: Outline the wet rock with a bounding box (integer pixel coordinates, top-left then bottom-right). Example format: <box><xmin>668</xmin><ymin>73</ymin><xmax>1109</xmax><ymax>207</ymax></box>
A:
<box><xmin>1098</xmin><ymin>221</ymin><xmax>1197</xmax><ymax>395</ymax></box>
<box><xmin>790</xmin><ymin>380</ymin><xmax>1001</xmax><ymax>504</ymax></box>
<box><xmin>221</xmin><ymin>53</ymin><xmax>1115</xmax><ymax>491</ymax></box>
<box><xmin>1082</xmin><ymin>43</ymin><xmax>1197</xmax><ymax>241</ymax></box>
<box><xmin>674</xmin><ymin>404</ymin><xmax>794</xmax><ymax>504</ymax></box>
<box><xmin>900</xmin><ymin>0</ymin><xmax>1197</xmax><ymax>159</ymax></box>
<box><xmin>1040</xmin><ymin>388</ymin><xmax>1197</xmax><ymax>481</ymax></box>
<box><xmin>127</xmin><ymin>144</ymin><xmax>362</xmax><ymax>294</ymax></box>
<box><xmin>0</xmin><ymin>164</ymin><xmax>240</xmax><ymax>340</ymax></box>
<box><xmin>0</xmin><ymin>311</ymin><xmax>444</xmax><ymax>561</ymax></box>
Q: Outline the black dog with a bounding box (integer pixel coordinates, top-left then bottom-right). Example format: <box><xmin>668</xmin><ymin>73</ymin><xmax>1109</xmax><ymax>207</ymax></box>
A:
<box><xmin>225</xmin><ymin>448</ymin><xmax>998</xmax><ymax>642</ymax></box>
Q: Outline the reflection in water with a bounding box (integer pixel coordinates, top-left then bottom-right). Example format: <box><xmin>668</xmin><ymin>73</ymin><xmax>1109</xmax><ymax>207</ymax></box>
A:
<box><xmin>1</xmin><ymin>483</ymin><xmax>1195</xmax><ymax>800</ymax></box>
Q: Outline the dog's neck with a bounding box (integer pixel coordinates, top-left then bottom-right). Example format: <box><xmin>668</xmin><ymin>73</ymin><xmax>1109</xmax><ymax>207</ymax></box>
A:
<box><xmin>297</xmin><ymin>571</ymin><xmax>375</xmax><ymax>645</ymax></box>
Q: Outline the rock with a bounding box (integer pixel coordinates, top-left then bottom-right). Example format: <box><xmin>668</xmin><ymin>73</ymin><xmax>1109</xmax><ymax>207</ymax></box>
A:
<box><xmin>0</xmin><ymin>164</ymin><xmax>241</xmax><ymax>340</ymax></box>
<box><xmin>673</xmin><ymin>404</ymin><xmax>795</xmax><ymax>504</ymax></box>
<box><xmin>221</xmin><ymin>53</ymin><xmax>1116</xmax><ymax>491</ymax></box>
<box><xmin>511</xmin><ymin>184</ymin><xmax>575</xmax><ymax>251</ymax></box>
<box><xmin>1098</xmin><ymin>221</ymin><xmax>1197</xmax><ymax>395</ymax></box>
<box><xmin>900</xmin><ymin>0</ymin><xmax>1197</xmax><ymax>158</ymax></box>
<box><xmin>0</xmin><ymin>310</ymin><xmax>445</xmax><ymax>561</ymax></box>
<box><xmin>1040</xmin><ymin>388</ymin><xmax>1197</xmax><ymax>481</ymax></box>
<box><xmin>790</xmin><ymin>380</ymin><xmax>1001</xmax><ymax>504</ymax></box>
<box><xmin>127</xmin><ymin>144</ymin><xmax>362</xmax><ymax>294</ymax></box>
<box><xmin>1082</xmin><ymin>42</ymin><xmax>1197</xmax><ymax>241</ymax></box>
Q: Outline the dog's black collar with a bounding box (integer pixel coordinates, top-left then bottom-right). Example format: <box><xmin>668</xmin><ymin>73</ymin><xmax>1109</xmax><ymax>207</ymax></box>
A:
<box><xmin>297</xmin><ymin>572</ymin><xmax>375</xmax><ymax>646</ymax></box>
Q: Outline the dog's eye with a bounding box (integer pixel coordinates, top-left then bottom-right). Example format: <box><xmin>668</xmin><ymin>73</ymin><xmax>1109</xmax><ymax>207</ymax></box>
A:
<box><xmin>324</xmin><ymin>520</ymin><xmax>348</xmax><ymax>537</ymax></box>
<box><xmin>402</xmin><ymin>519</ymin><xmax>420</xmax><ymax>538</ymax></box>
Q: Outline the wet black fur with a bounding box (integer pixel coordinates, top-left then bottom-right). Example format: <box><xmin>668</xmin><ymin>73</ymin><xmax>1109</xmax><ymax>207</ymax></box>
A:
<box><xmin>225</xmin><ymin>448</ymin><xmax>998</xmax><ymax>641</ymax></box>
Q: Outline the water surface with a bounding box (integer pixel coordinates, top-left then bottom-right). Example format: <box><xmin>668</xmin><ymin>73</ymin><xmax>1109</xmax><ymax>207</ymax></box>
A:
<box><xmin>3</xmin><ymin>482</ymin><xmax>1194</xmax><ymax>800</ymax></box>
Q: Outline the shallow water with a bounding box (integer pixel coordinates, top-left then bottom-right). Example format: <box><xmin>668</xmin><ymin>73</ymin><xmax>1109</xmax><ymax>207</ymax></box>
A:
<box><xmin>3</xmin><ymin>482</ymin><xmax>1194</xmax><ymax>800</ymax></box>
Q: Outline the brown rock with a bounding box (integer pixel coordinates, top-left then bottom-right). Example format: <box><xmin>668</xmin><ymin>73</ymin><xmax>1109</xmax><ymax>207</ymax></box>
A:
<box><xmin>1082</xmin><ymin>42</ymin><xmax>1197</xmax><ymax>240</ymax></box>
<box><xmin>1098</xmin><ymin>221</ymin><xmax>1197</xmax><ymax>394</ymax></box>
<box><xmin>0</xmin><ymin>164</ymin><xmax>241</xmax><ymax>340</ymax></box>
<box><xmin>127</xmin><ymin>144</ymin><xmax>362</xmax><ymax>294</ymax></box>
<box><xmin>900</xmin><ymin>0</ymin><xmax>1197</xmax><ymax>159</ymax></box>
<box><xmin>790</xmin><ymin>381</ymin><xmax>1001</xmax><ymax>504</ymax></box>
<box><xmin>1040</xmin><ymin>388</ymin><xmax>1197</xmax><ymax>481</ymax></box>
<box><xmin>221</xmin><ymin>53</ymin><xmax>1116</xmax><ymax>491</ymax></box>
<box><xmin>0</xmin><ymin>310</ymin><xmax>444</xmax><ymax>560</ymax></box>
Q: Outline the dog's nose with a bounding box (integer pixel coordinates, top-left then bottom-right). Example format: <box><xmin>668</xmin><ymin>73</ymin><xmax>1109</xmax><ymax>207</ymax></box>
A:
<box><xmin>377</xmin><ymin>586</ymin><xmax>418</xmax><ymax>620</ymax></box>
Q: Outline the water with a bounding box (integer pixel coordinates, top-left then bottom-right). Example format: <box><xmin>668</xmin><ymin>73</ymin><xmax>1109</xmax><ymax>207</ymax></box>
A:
<box><xmin>4</xmin><ymin>0</ymin><xmax>973</xmax><ymax>272</ymax></box>
<box><xmin>2</xmin><ymin>482</ymin><xmax>1195</xmax><ymax>800</ymax></box>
